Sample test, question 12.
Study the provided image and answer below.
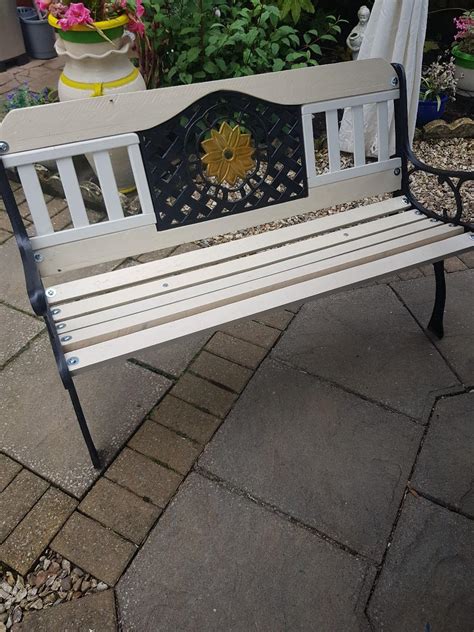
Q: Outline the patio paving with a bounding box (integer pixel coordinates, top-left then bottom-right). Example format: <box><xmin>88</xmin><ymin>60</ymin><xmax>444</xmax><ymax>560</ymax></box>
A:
<box><xmin>1</xmin><ymin>55</ymin><xmax>473</xmax><ymax>632</ymax></box>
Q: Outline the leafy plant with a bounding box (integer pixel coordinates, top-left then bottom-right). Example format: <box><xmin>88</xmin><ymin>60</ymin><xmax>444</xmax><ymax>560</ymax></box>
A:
<box><xmin>3</xmin><ymin>84</ymin><xmax>58</xmax><ymax>113</ymax></box>
<box><xmin>278</xmin><ymin>0</ymin><xmax>314</xmax><ymax>24</ymax></box>
<box><xmin>419</xmin><ymin>57</ymin><xmax>458</xmax><ymax>109</ymax></box>
<box><xmin>137</xmin><ymin>0</ymin><xmax>344</xmax><ymax>88</ymax></box>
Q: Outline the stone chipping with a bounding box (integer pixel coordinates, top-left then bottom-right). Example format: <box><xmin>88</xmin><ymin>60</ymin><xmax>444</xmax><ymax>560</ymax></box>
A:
<box><xmin>0</xmin><ymin>550</ymin><xmax>107</xmax><ymax>630</ymax></box>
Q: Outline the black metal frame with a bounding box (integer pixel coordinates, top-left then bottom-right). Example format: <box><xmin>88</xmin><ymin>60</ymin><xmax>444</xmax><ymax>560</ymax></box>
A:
<box><xmin>393</xmin><ymin>63</ymin><xmax>473</xmax><ymax>340</ymax></box>
<box><xmin>0</xmin><ymin>162</ymin><xmax>101</xmax><ymax>469</ymax></box>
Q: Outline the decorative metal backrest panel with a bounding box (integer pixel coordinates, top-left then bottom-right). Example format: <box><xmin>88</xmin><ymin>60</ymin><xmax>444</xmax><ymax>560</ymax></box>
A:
<box><xmin>138</xmin><ymin>91</ymin><xmax>308</xmax><ymax>231</ymax></box>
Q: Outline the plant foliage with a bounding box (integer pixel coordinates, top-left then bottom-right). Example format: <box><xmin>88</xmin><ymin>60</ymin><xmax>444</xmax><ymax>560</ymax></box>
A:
<box><xmin>137</xmin><ymin>0</ymin><xmax>343</xmax><ymax>88</ymax></box>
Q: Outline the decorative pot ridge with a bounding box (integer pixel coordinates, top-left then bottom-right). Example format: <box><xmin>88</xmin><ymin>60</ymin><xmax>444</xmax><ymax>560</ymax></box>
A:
<box><xmin>54</xmin><ymin>36</ymin><xmax>133</xmax><ymax>61</ymax></box>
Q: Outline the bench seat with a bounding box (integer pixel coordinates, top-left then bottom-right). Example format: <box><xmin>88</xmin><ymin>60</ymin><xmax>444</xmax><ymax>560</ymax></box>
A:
<box><xmin>45</xmin><ymin>196</ymin><xmax>471</xmax><ymax>374</ymax></box>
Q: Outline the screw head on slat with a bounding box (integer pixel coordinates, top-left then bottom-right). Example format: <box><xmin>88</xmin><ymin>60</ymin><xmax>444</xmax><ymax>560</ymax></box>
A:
<box><xmin>46</xmin><ymin>288</ymin><xmax>56</xmax><ymax>297</ymax></box>
<box><xmin>394</xmin><ymin>168</ymin><xmax>401</xmax><ymax>176</ymax></box>
<box><xmin>0</xmin><ymin>141</ymin><xmax>9</xmax><ymax>154</ymax></box>
<box><xmin>34</xmin><ymin>253</ymin><xmax>44</xmax><ymax>263</ymax></box>
<box><xmin>61</xmin><ymin>335</ymin><xmax>72</xmax><ymax>342</ymax></box>
<box><xmin>391</xmin><ymin>77</ymin><xmax>399</xmax><ymax>86</ymax></box>
<box><xmin>51</xmin><ymin>308</ymin><xmax>61</xmax><ymax>316</ymax></box>
<box><xmin>56</xmin><ymin>323</ymin><xmax>66</xmax><ymax>330</ymax></box>
<box><xmin>415</xmin><ymin>211</ymin><xmax>423</xmax><ymax>215</ymax></box>
<box><xmin>67</xmin><ymin>357</ymin><xmax>79</xmax><ymax>366</ymax></box>
<box><xmin>470</xmin><ymin>234</ymin><xmax>474</xmax><ymax>240</ymax></box>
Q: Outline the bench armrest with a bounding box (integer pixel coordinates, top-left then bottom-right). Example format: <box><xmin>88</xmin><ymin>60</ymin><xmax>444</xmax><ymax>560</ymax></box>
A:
<box><xmin>403</xmin><ymin>146</ymin><xmax>473</xmax><ymax>231</ymax></box>
<box><xmin>0</xmin><ymin>162</ymin><xmax>48</xmax><ymax>316</ymax></box>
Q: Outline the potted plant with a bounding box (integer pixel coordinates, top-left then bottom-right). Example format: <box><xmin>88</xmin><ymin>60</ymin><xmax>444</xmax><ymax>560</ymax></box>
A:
<box><xmin>452</xmin><ymin>10</ymin><xmax>474</xmax><ymax>96</ymax></box>
<box><xmin>37</xmin><ymin>0</ymin><xmax>147</xmax><ymax>189</ymax></box>
<box><xmin>417</xmin><ymin>57</ymin><xmax>457</xmax><ymax>127</ymax></box>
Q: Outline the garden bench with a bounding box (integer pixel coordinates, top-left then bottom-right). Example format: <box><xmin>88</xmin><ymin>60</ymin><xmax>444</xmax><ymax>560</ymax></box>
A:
<box><xmin>0</xmin><ymin>58</ymin><xmax>472</xmax><ymax>468</ymax></box>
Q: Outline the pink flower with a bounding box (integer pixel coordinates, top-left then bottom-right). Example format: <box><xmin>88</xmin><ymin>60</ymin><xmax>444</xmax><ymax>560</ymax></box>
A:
<box><xmin>36</xmin><ymin>0</ymin><xmax>51</xmax><ymax>10</ymax></box>
<box><xmin>57</xmin><ymin>2</ymin><xmax>93</xmax><ymax>30</ymax></box>
<box><xmin>128</xmin><ymin>17</ymin><xmax>145</xmax><ymax>36</ymax></box>
<box><xmin>135</xmin><ymin>0</ymin><xmax>144</xmax><ymax>18</ymax></box>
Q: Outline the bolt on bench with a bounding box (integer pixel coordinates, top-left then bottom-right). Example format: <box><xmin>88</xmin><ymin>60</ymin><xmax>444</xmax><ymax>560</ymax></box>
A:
<box><xmin>1</xmin><ymin>59</ymin><xmax>472</xmax><ymax>468</ymax></box>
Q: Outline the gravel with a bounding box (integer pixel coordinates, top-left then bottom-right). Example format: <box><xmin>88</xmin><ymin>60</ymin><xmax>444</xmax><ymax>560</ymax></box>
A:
<box><xmin>0</xmin><ymin>550</ymin><xmax>108</xmax><ymax>629</ymax></box>
<box><xmin>198</xmin><ymin>137</ymin><xmax>473</xmax><ymax>247</ymax></box>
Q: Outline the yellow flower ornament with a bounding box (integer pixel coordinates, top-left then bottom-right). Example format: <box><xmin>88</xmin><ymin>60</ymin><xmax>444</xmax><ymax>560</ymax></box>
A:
<box><xmin>201</xmin><ymin>121</ymin><xmax>256</xmax><ymax>185</ymax></box>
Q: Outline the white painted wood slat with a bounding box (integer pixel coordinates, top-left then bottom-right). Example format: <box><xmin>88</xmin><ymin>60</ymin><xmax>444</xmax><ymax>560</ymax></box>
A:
<box><xmin>302</xmin><ymin>113</ymin><xmax>317</xmax><ymax>181</ymax></box>
<box><xmin>301</xmin><ymin>88</ymin><xmax>398</xmax><ymax>115</ymax></box>
<box><xmin>92</xmin><ymin>151</ymin><xmax>123</xmax><ymax>221</ymax></box>
<box><xmin>56</xmin><ymin>157</ymin><xmax>89</xmax><ymax>228</ymax></box>
<box><xmin>17</xmin><ymin>164</ymin><xmax>53</xmax><ymax>235</ymax></box>
<box><xmin>351</xmin><ymin>105</ymin><xmax>366</xmax><ymax>167</ymax></box>
<box><xmin>61</xmin><ymin>224</ymin><xmax>458</xmax><ymax>349</ymax></box>
<box><xmin>325</xmin><ymin>109</ymin><xmax>341</xmax><ymax>172</ymax></box>
<box><xmin>308</xmin><ymin>158</ymin><xmax>400</xmax><ymax>188</ymax></box>
<box><xmin>55</xmin><ymin>211</ymin><xmax>425</xmax><ymax>324</ymax></box>
<box><xmin>377</xmin><ymin>101</ymin><xmax>390</xmax><ymax>162</ymax></box>
<box><xmin>127</xmin><ymin>144</ymin><xmax>155</xmax><ymax>216</ymax></box>
<box><xmin>47</xmin><ymin>197</ymin><xmax>411</xmax><ymax>304</ymax></box>
<box><xmin>64</xmin><ymin>231</ymin><xmax>472</xmax><ymax>373</ymax></box>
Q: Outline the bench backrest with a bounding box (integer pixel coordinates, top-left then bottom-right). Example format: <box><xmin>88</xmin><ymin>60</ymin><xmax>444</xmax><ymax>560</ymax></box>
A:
<box><xmin>0</xmin><ymin>58</ymin><xmax>402</xmax><ymax>276</ymax></box>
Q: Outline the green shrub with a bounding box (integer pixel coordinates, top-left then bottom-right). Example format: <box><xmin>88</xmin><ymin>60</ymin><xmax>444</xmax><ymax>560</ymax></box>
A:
<box><xmin>138</xmin><ymin>0</ymin><xmax>343</xmax><ymax>88</ymax></box>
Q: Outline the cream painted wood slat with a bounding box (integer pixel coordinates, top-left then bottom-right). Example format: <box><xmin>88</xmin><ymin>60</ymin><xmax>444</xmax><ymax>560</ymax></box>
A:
<box><xmin>62</xmin><ymin>224</ymin><xmax>458</xmax><ymax>350</ymax></box>
<box><xmin>38</xmin><ymin>170</ymin><xmax>403</xmax><ymax>277</ymax></box>
<box><xmin>127</xmin><ymin>144</ymin><xmax>155</xmax><ymax>216</ymax></box>
<box><xmin>300</xmin><ymin>88</ymin><xmax>398</xmax><ymax>116</ymax></box>
<box><xmin>59</xmin><ymin>218</ymin><xmax>445</xmax><ymax>337</ymax></box>
<box><xmin>308</xmin><ymin>158</ymin><xmax>399</xmax><ymax>188</ymax></box>
<box><xmin>56</xmin><ymin>157</ymin><xmax>89</xmax><ymax>228</ymax></box>
<box><xmin>325</xmin><ymin>110</ymin><xmax>341</xmax><ymax>172</ymax></box>
<box><xmin>302</xmin><ymin>113</ymin><xmax>317</xmax><ymax>181</ymax></box>
<box><xmin>0</xmin><ymin>59</ymin><xmax>397</xmax><ymax>154</ymax></box>
<box><xmin>54</xmin><ymin>211</ymin><xmax>425</xmax><ymax>324</ymax></box>
<box><xmin>16</xmin><ymin>164</ymin><xmax>53</xmax><ymax>235</ymax></box>
<box><xmin>30</xmin><ymin>213</ymin><xmax>157</xmax><ymax>249</ymax></box>
<box><xmin>377</xmin><ymin>101</ymin><xmax>390</xmax><ymax>162</ymax></box>
<box><xmin>92</xmin><ymin>151</ymin><xmax>123</xmax><ymax>220</ymax></box>
<box><xmin>351</xmin><ymin>105</ymin><xmax>366</xmax><ymax>167</ymax></box>
<box><xmin>47</xmin><ymin>196</ymin><xmax>411</xmax><ymax>304</ymax></box>
<box><xmin>64</xmin><ymin>231</ymin><xmax>472</xmax><ymax>374</ymax></box>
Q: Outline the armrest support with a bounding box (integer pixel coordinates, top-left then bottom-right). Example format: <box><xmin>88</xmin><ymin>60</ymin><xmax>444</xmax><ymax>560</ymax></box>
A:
<box><xmin>403</xmin><ymin>145</ymin><xmax>474</xmax><ymax>230</ymax></box>
<box><xmin>0</xmin><ymin>161</ymin><xmax>48</xmax><ymax>316</ymax></box>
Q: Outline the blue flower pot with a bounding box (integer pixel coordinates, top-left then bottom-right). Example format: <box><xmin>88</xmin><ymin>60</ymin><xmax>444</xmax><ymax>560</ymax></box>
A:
<box><xmin>417</xmin><ymin>95</ymin><xmax>448</xmax><ymax>127</ymax></box>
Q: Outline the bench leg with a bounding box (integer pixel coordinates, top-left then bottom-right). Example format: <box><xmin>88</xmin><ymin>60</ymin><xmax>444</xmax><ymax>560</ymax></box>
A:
<box><xmin>427</xmin><ymin>260</ymin><xmax>446</xmax><ymax>340</ymax></box>
<box><xmin>66</xmin><ymin>379</ymin><xmax>102</xmax><ymax>470</ymax></box>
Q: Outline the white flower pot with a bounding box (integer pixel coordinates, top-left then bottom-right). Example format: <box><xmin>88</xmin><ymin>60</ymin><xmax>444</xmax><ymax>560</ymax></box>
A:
<box><xmin>55</xmin><ymin>33</ymin><xmax>146</xmax><ymax>191</ymax></box>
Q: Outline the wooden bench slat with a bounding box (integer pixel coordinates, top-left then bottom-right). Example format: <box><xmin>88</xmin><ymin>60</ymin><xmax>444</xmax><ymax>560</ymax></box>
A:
<box><xmin>60</xmin><ymin>224</ymin><xmax>461</xmax><ymax>351</ymax></box>
<box><xmin>64</xmin><ymin>231</ymin><xmax>472</xmax><ymax>373</ymax></box>
<box><xmin>56</xmin><ymin>157</ymin><xmax>89</xmax><ymax>228</ymax></box>
<box><xmin>47</xmin><ymin>196</ymin><xmax>411</xmax><ymax>304</ymax></box>
<box><xmin>54</xmin><ymin>210</ymin><xmax>425</xmax><ymax>323</ymax></box>
<box><xmin>17</xmin><ymin>164</ymin><xmax>53</xmax><ymax>236</ymax></box>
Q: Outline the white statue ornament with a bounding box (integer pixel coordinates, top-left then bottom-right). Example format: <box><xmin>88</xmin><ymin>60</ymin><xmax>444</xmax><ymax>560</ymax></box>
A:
<box><xmin>347</xmin><ymin>5</ymin><xmax>371</xmax><ymax>60</ymax></box>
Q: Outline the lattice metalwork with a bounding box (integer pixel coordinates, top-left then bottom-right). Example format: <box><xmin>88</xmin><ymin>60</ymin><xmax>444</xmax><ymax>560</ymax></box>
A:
<box><xmin>138</xmin><ymin>91</ymin><xmax>308</xmax><ymax>230</ymax></box>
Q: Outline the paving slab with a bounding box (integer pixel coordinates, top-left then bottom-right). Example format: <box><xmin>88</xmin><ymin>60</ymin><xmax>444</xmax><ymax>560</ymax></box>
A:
<box><xmin>0</xmin><ymin>303</ymin><xmax>43</xmax><ymax>366</ymax></box>
<box><xmin>51</xmin><ymin>512</ymin><xmax>136</xmax><ymax>586</ymax></box>
<box><xmin>149</xmin><ymin>395</ymin><xmax>221</xmax><ymax>444</ymax></box>
<box><xmin>272</xmin><ymin>284</ymin><xmax>459</xmax><ymax>419</ymax></box>
<box><xmin>171</xmin><ymin>373</ymin><xmax>237</xmax><ymax>418</ymax></box>
<box><xmin>128</xmin><ymin>421</ymin><xmax>201</xmax><ymax>475</ymax></box>
<box><xmin>13</xmin><ymin>588</ymin><xmax>117</xmax><ymax>632</ymax></box>
<box><xmin>0</xmin><ymin>238</ymin><xmax>35</xmax><ymax>313</ymax></box>
<box><xmin>0</xmin><ymin>336</ymin><xmax>171</xmax><ymax>497</ymax></box>
<box><xmin>105</xmin><ymin>447</ymin><xmax>183</xmax><ymax>508</ymax></box>
<box><xmin>0</xmin><ymin>469</ymin><xmax>48</xmax><ymax>543</ymax></box>
<box><xmin>133</xmin><ymin>331</ymin><xmax>211</xmax><ymax>377</ymax></box>
<box><xmin>200</xmin><ymin>358</ymin><xmax>422</xmax><ymax>560</ymax></box>
<box><xmin>368</xmin><ymin>495</ymin><xmax>474</xmax><ymax>632</ymax></box>
<box><xmin>0</xmin><ymin>487</ymin><xmax>77</xmax><ymax>575</ymax></box>
<box><xmin>79</xmin><ymin>477</ymin><xmax>161</xmax><ymax>544</ymax></box>
<box><xmin>392</xmin><ymin>269</ymin><xmax>474</xmax><ymax>385</ymax></box>
<box><xmin>117</xmin><ymin>473</ymin><xmax>375</xmax><ymax>632</ymax></box>
<box><xmin>412</xmin><ymin>392</ymin><xmax>474</xmax><ymax>516</ymax></box>
<box><xmin>0</xmin><ymin>454</ymin><xmax>22</xmax><ymax>493</ymax></box>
